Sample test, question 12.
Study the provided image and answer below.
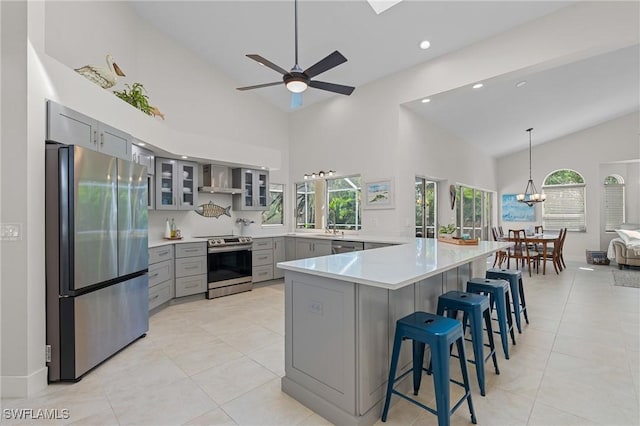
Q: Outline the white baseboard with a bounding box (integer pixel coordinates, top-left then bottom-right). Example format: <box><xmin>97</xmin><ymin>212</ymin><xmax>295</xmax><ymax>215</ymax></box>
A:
<box><xmin>1</xmin><ymin>366</ymin><xmax>48</xmax><ymax>398</ymax></box>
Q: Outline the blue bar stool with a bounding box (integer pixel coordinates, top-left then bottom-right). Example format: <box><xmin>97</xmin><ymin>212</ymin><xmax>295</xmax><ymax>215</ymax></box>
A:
<box><xmin>436</xmin><ymin>291</ymin><xmax>499</xmax><ymax>396</ymax></box>
<box><xmin>486</xmin><ymin>268</ymin><xmax>529</xmax><ymax>333</ymax></box>
<box><xmin>381</xmin><ymin>311</ymin><xmax>477</xmax><ymax>426</ymax></box>
<box><xmin>466</xmin><ymin>278</ymin><xmax>516</xmax><ymax>359</ymax></box>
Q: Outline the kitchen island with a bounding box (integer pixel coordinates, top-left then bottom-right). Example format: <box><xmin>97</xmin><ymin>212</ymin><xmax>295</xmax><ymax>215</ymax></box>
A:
<box><xmin>277</xmin><ymin>238</ymin><xmax>511</xmax><ymax>426</ymax></box>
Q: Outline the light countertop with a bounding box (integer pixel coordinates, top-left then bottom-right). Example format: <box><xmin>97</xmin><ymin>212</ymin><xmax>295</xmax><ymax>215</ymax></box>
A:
<box><xmin>148</xmin><ymin>237</ymin><xmax>208</xmax><ymax>248</ymax></box>
<box><xmin>277</xmin><ymin>239</ymin><xmax>512</xmax><ymax>290</ymax></box>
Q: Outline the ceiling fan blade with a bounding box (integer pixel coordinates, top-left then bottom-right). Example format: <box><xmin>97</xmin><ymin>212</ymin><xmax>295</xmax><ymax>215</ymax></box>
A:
<box><xmin>303</xmin><ymin>50</ymin><xmax>347</xmax><ymax>79</ymax></box>
<box><xmin>290</xmin><ymin>92</ymin><xmax>303</xmax><ymax>109</ymax></box>
<box><xmin>246</xmin><ymin>54</ymin><xmax>289</xmax><ymax>75</ymax></box>
<box><xmin>236</xmin><ymin>81</ymin><xmax>283</xmax><ymax>91</ymax></box>
<box><xmin>309</xmin><ymin>80</ymin><xmax>355</xmax><ymax>96</ymax></box>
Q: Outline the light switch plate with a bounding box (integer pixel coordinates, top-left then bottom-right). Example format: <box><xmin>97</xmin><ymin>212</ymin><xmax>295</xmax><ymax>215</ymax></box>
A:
<box><xmin>0</xmin><ymin>223</ymin><xmax>22</xmax><ymax>241</ymax></box>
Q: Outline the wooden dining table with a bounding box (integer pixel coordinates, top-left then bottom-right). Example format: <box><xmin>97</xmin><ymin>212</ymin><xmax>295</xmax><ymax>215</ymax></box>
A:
<box><xmin>499</xmin><ymin>233</ymin><xmax>561</xmax><ymax>275</ymax></box>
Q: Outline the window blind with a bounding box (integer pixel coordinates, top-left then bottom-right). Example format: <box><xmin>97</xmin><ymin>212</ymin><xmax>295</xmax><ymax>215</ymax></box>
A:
<box><xmin>542</xmin><ymin>184</ymin><xmax>586</xmax><ymax>231</ymax></box>
<box><xmin>604</xmin><ymin>183</ymin><xmax>625</xmax><ymax>231</ymax></box>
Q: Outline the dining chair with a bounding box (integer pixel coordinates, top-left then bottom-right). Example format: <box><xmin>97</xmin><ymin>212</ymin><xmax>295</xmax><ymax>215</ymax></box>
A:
<box><xmin>538</xmin><ymin>228</ymin><xmax>565</xmax><ymax>274</ymax></box>
<box><xmin>534</xmin><ymin>225</ymin><xmax>544</xmax><ymax>234</ymax></box>
<box><xmin>498</xmin><ymin>226</ymin><xmax>505</xmax><ymax>238</ymax></box>
<box><xmin>491</xmin><ymin>227</ymin><xmax>506</xmax><ymax>268</ymax></box>
<box><xmin>507</xmin><ymin>229</ymin><xmax>539</xmax><ymax>277</ymax></box>
<box><xmin>558</xmin><ymin>227</ymin><xmax>567</xmax><ymax>269</ymax></box>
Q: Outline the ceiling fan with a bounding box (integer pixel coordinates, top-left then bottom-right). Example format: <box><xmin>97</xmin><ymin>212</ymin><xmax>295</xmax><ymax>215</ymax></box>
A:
<box><xmin>236</xmin><ymin>0</ymin><xmax>355</xmax><ymax>108</ymax></box>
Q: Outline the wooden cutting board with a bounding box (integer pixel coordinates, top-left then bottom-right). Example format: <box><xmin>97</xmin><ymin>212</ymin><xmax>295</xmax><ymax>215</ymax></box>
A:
<box><xmin>438</xmin><ymin>237</ymin><xmax>478</xmax><ymax>246</ymax></box>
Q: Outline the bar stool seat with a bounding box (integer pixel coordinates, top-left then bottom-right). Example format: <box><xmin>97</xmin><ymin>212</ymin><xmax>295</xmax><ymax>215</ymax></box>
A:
<box><xmin>466</xmin><ymin>278</ymin><xmax>516</xmax><ymax>359</ymax></box>
<box><xmin>381</xmin><ymin>311</ymin><xmax>477</xmax><ymax>426</ymax></box>
<box><xmin>486</xmin><ymin>268</ymin><xmax>529</xmax><ymax>333</ymax></box>
<box><xmin>436</xmin><ymin>291</ymin><xmax>499</xmax><ymax>396</ymax></box>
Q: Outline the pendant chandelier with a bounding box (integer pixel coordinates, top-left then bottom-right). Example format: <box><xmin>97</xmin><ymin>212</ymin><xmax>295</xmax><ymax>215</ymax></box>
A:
<box><xmin>516</xmin><ymin>128</ymin><xmax>546</xmax><ymax>207</ymax></box>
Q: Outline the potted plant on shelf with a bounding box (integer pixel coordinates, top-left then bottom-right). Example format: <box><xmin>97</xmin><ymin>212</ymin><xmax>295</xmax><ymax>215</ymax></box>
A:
<box><xmin>113</xmin><ymin>82</ymin><xmax>165</xmax><ymax>119</ymax></box>
<box><xmin>438</xmin><ymin>224</ymin><xmax>457</xmax><ymax>239</ymax></box>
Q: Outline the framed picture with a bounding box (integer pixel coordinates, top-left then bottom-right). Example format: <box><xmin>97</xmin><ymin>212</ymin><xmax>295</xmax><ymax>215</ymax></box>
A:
<box><xmin>501</xmin><ymin>194</ymin><xmax>536</xmax><ymax>222</ymax></box>
<box><xmin>363</xmin><ymin>179</ymin><xmax>395</xmax><ymax>209</ymax></box>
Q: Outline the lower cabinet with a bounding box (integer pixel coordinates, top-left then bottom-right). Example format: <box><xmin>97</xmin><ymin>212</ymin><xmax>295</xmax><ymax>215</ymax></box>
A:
<box><xmin>175</xmin><ymin>242</ymin><xmax>207</xmax><ymax>297</ymax></box>
<box><xmin>253</xmin><ymin>238</ymin><xmax>274</xmax><ymax>283</ymax></box>
<box><xmin>148</xmin><ymin>246</ymin><xmax>175</xmax><ymax>311</ymax></box>
<box><xmin>252</xmin><ymin>237</ymin><xmax>287</xmax><ymax>282</ymax></box>
<box><xmin>295</xmin><ymin>238</ymin><xmax>332</xmax><ymax>260</ymax></box>
<box><xmin>273</xmin><ymin>237</ymin><xmax>286</xmax><ymax>279</ymax></box>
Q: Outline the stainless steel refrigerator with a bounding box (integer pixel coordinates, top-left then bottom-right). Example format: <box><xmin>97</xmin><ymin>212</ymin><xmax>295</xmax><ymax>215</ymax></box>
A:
<box><xmin>45</xmin><ymin>144</ymin><xmax>149</xmax><ymax>381</ymax></box>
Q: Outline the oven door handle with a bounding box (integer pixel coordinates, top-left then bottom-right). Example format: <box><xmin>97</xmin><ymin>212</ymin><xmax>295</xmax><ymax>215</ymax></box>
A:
<box><xmin>208</xmin><ymin>246</ymin><xmax>252</xmax><ymax>254</ymax></box>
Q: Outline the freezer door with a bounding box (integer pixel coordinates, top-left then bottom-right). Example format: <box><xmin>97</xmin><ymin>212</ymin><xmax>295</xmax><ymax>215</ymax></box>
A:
<box><xmin>67</xmin><ymin>146</ymin><xmax>119</xmax><ymax>291</ymax></box>
<box><xmin>117</xmin><ymin>159</ymin><xmax>149</xmax><ymax>276</ymax></box>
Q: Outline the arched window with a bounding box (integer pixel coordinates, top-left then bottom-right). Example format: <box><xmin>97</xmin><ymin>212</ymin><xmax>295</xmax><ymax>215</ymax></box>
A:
<box><xmin>604</xmin><ymin>175</ymin><xmax>625</xmax><ymax>231</ymax></box>
<box><xmin>542</xmin><ymin>169</ymin><xmax>586</xmax><ymax>231</ymax></box>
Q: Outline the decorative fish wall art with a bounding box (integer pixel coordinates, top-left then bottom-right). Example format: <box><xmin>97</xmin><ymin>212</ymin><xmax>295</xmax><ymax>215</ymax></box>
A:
<box><xmin>194</xmin><ymin>201</ymin><xmax>231</xmax><ymax>219</ymax></box>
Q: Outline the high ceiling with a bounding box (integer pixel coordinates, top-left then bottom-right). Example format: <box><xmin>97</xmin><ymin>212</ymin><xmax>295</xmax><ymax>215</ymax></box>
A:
<box><xmin>130</xmin><ymin>1</ymin><xmax>639</xmax><ymax>157</ymax></box>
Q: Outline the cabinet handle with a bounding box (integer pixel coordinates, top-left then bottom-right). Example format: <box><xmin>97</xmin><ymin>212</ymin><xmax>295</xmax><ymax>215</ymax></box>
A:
<box><xmin>150</xmin><ymin>294</ymin><xmax>159</xmax><ymax>301</ymax></box>
<box><xmin>185</xmin><ymin>283</ymin><xmax>199</xmax><ymax>288</ymax></box>
<box><xmin>258</xmin><ymin>256</ymin><xmax>268</xmax><ymax>260</ymax></box>
<box><xmin>150</xmin><ymin>272</ymin><xmax>160</xmax><ymax>278</ymax></box>
<box><xmin>100</xmin><ymin>133</ymin><xmax>104</xmax><ymax>147</ymax></box>
<box><xmin>159</xmin><ymin>250</ymin><xmax>169</xmax><ymax>257</ymax></box>
<box><xmin>185</xmin><ymin>265</ymin><xmax>199</xmax><ymax>270</ymax></box>
<box><xmin>93</xmin><ymin>130</ymin><xmax>97</xmax><ymax>145</ymax></box>
<box><xmin>184</xmin><ymin>248</ymin><xmax>199</xmax><ymax>253</ymax></box>
<box><xmin>258</xmin><ymin>272</ymin><xmax>268</xmax><ymax>276</ymax></box>
<box><xmin>274</xmin><ymin>242</ymin><xmax>277</xmax><ymax>249</ymax></box>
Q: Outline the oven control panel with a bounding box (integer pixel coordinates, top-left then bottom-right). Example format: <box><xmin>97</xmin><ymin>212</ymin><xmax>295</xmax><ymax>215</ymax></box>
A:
<box><xmin>207</xmin><ymin>236</ymin><xmax>253</xmax><ymax>247</ymax></box>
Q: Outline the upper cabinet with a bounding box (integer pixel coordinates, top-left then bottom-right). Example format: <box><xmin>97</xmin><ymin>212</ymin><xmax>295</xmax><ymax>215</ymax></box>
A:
<box><xmin>131</xmin><ymin>143</ymin><xmax>155</xmax><ymax>172</ymax></box>
<box><xmin>46</xmin><ymin>101</ymin><xmax>132</xmax><ymax>160</ymax></box>
<box><xmin>232</xmin><ymin>168</ymin><xmax>269</xmax><ymax>211</ymax></box>
<box><xmin>132</xmin><ymin>143</ymin><xmax>155</xmax><ymax>210</ymax></box>
<box><xmin>155</xmin><ymin>158</ymin><xmax>198</xmax><ymax>211</ymax></box>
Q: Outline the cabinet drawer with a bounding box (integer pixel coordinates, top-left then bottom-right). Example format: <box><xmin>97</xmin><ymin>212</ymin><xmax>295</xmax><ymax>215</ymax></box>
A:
<box><xmin>252</xmin><ymin>238</ymin><xmax>273</xmax><ymax>250</ymax></box>
<box><xmin>148</xmin><ymin>260</ymin><xmax>172</xmax><ymax>288</ymax></box>
<box><xmin>252</xmin><ymin>249</ymin><xmax>273</xmax><ymax>266</ymax></box>
<box><xmin>149</xmin><ymin>245</ymin><xmax>174</xmax><ymax>264</ymax></box>
<box><xmin>175</xmin><ymin>275</ymin><xmax>207</xmax><ymax>298</ymax></box>
<box><xmin>252</xmin><ymin>265</ymin><xmax>274</xmax><ymax>283</ymax></box>
<box><xmin>175</xmin><ymin>256</ymin><xmax>206</xmax><ymax>278</ymax></box>
<box><xmin>148</xmin><ymin>280</ymin><xmax>172</xmax><ymax>311</ymax></box>
<box><xmin>175</xmin><ymin>242</ymin><xmax>207</xmax><ymax>258</ymax></box>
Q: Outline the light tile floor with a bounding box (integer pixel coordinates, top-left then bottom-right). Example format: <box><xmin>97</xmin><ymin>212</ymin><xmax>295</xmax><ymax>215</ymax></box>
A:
<box><xmin>2</xmin><ymin>261</ymin><xmax>639</xmax><ymax>425</ymax></box>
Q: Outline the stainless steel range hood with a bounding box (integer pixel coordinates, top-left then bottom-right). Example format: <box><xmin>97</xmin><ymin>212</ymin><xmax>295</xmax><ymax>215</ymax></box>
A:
<box><xmin>199</xmin><ymin>164</ymin><xmax>243</xmax><ymax>194</ymax></box>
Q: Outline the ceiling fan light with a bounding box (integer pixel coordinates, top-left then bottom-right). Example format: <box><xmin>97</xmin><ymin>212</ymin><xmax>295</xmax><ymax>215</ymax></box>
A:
<box><xmin>286</xmin><ymin>79</ymin><xmax>308</xmax><ymax>93</ymax></box>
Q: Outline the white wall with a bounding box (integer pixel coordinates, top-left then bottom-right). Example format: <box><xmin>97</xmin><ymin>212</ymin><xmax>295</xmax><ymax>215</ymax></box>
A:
<box><xmin>599</xmin><ymin>161</ymin><xmax>640</xmax><ymax>249</ymax></box>
<box><xmin>496</xmin><ymin>112</ymin><xmax>640</xmax><ymax>261</ymax></box>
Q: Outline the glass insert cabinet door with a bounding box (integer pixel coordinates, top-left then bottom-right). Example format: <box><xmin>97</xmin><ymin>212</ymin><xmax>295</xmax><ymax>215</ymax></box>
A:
<box><xmin>179</xmin><ymin>162</ymin><xmax>196</xmax><ymax>209</ymax></box>
<box><xmin>156</xmin><ymin>158</ymin><xmax>177</xmax><ymax>210</ymax></box>
<box><xmin>233</xmin><ymin>168</ymin><xmax>270</xmax><ymax>210</ymax></box>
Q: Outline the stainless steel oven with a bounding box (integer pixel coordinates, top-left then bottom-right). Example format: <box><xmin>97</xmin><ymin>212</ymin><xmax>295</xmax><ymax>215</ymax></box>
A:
<box><xmin>206</xmin><ymin>236</ymin><xmax>253</xmax><ymax>299</ymax></box>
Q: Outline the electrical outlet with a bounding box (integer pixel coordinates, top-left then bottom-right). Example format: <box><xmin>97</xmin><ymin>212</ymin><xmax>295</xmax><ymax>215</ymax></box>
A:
<box><xmin>0</xmin><ymin>223</ymin><xmax>22</xmax><ymax>241</ymax></box>
<box><xmin>310</xmin><ymin>301</ymin><xmax>323</xmax><ymax>315</ymax></box>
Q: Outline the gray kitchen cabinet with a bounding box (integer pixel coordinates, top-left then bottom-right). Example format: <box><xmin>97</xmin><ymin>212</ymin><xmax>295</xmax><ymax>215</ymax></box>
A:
<box><xmin>252</xmin><ymin>238</ymin><xmax>274</xmax><ymax>283</ymax></box>
<box><xmin>132</xmin><ymin>143</ymin><xmax>155</xmax><ymax>210</ymax></box>
<box><xmin>295</xmin><ymin>238</ymin><xmax>331</xmax><ymax>260</ymax></box>
<box><xmin>285</xmin><ymin>237</ymin><xmax>296</xmax><ymax>261</ymax></box>
<box><xmin>148</xmin><ymin>245</ymin><xmax>175</xmax><ymax>311</ymax></box>
<box><xmin>273</xmin><ymin>237</ymin><xmax>286</xmax><ymax>279</ymax></box>
<box><xmin>46</xmin><ymin>100</ymin><xmax>132</xmax><ymax>160</ymax></box>
<box><xmin>232</xmin><ymin>168</ymin><xmax>269</xmax><ymax>210</ymax></box>
<box><xmin>155</xmin><ymin>158</ymin><xmax>198</xmax><ymax>211</ymax></box>
<box><xmin>174</xmin><ymin>242</ymin><xmax>207</xmax><ymax>297</ymax></box>
<box><xmin>131</xmin><ymin>143</ymin><xmax>155</xmax><ymax>171</ymax></box>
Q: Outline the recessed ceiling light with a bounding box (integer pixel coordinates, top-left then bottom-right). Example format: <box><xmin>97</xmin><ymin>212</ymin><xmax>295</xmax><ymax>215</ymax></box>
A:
<box><xmin>421</xmin><ymin>98</ymin><xmax>431</xmax><ymax>103</ymax></box>
<box><xmin>516</xmin><ymin>80</ymin><xmax>527</xmax><ymax>88</ymax></box>
<box><xmin>181</xmin><ymin>155</ymin><xmax>188</xmax><ymax>159</ymax></box>
<box><xmin>472</xmin><ymin>83</ymin><xmax>484</xmax><ymax>89</ymax></box>
<box><xmin>137</xmin><ymin>142</ymin><xmax>146</xmax><ymax>146</ymax></box>
<box><xmin>419</xmin><ymin>40</ymin><xmax>431</xmax><ymax>50</ymax></box>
